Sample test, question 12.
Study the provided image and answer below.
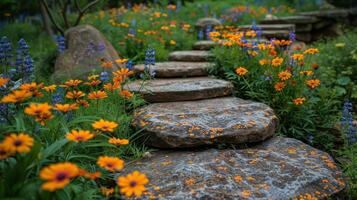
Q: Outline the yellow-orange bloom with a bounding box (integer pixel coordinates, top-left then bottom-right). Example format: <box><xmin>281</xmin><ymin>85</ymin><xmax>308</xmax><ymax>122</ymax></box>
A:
<box><xmin>113</xmin><ymin>68</ymin><xmax>133</xmax><ymax>81</ymax></box>
<box><xmin>117</xmin><ymin>171</ymin><xmax>149</xmax><ymax>197</ymax></box>
<box><xmin>259</xmin><ymin>59</ymin><xmax>269</xmax><ymax>66</ymax></box>
<box><xmin>101</xmin><ymin>187</ymin><xmax>115</xmax><ymax>197</ymax></box>
<box><xmin>84</xmin><ymin>80</ymin><xmax>101</xmax><ymax>87</ymax></box>
<box><xmin>1</xmin><ymin>90</ymin><xmax>32</xmax><ymax>103</ymax></box>
<box><xmin>274</xmin><ymin>82</ymin><xmax>285</xmax><ymax>92</ymax></box>
<box><xmin>278</xmin><ymin>70</ymin><xmax>292</xmax><ymax>81</ymax></box>
<box><xmin>299</xmin><ymin>70</ymin><xmax>314</xmax><ymax>76</ymax></box>
<box><xmin>76</xmin><ymin>99</ymin><xmax>90</xmax><ymax>108</ymax></box>
<box><xmin>24</xmin><ymin>103</ymin><xmax>52</xmax><ymax>116</ymax></box>
<box><xmin>0</xmin><ymin>77</ymin><xmax>9</xmax><ymax>87</ymax></box>
<box><xmin>66</xmin><ymin>90</ymin><xmax>85</xmax><ymax>99</ymax></box>
<box><xmin>115</xmin><ymin>58</ymin><xmax>128</xmax><ymax>64</ymax></box>
<box><xmin>306</xmin><ymin>79</ymin><xmax>320</xmax><ymax>89</ymax></box>
<box><xmin>0</xmin><ymin>143</ymin><xmax>12</xmax><ymax>159</ymax></box>
<box><xmin>271</xmin><ymin>57</ymin><xmax>284</xmax><ymax>67</ymax></box>
<box><xmin>88</xmin><ymin>91</ymin><xmax>108</xmax><ymax>100</ymax></box>
<box><xmin>101</xmin><ymin>61</ymin><xmax>114</xmax><ymax>68</ymax></box>
<box><xmin>40</xmin><ymin>162</ymin><xmax>79</xmax><ymax>191</ymax></box>
<box><xmin>235</xmin><ymin>67</ymin><xmax>248</xmax><ymax>76</ymax></box>
<box><xmin>304</xmin><ymin>48</ymin><xmax>319</xmax><ymax>54</ymax></box>
<box><xmin>104</xmin><ymin>82</ymin><xmax>120</xmax><ymax>92</ymax></box>
<box><xmin>291</xmin><ymin>53</ymin><xmax>304</xmax><ymax>61</ymax></box>
<box><xmin>54</xmin><ymin>103</ymin><xmax>79</xmax><ymax>113</ymax></box>
<box><xmin>108</xmin><ymin>137</ymin><xmax>129</xmax><ymax>146</ymax></box>
<box><xmin>293</xmin><ymin>97</ymin><xmax>306</xmax><ymax>105</ymax></box>
<box><xmin>3</xmin><ymin>133</ymin><xmax>34</xmax><ymax>153</ymax></box>
<box><xmin>97</xmin><ymin>156</ymin><xmax>124</xmax><ymax>171</ymax></box>
<box><xmin>43</xmin><ymin>85</ymin><xmax>57</xmax><ymax>92</ymax></box>
<box><xmin>61</xmin><ymin>79</ymin><xmax>82</xmax><ymax>88</ymax></box>
<box><xmin>66</xmin><ymin>130</ymin><xmax>94</xmax><ymax>142</ymax></box>
<box><xmin>92</xmin><ymin>119</ymin><xmax>118</xmax><ymax>132</ymax></box>
<box><xmin>119</xmin><ymin>90</ymin><xmax>133</xmax><ymax>99</ymax></box>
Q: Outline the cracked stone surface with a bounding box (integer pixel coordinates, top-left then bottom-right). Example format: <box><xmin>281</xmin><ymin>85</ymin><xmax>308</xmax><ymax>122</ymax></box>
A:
<box><xmin>169</xmin><ymin>51</ymin><xmax>214</xmax><ymax>62</ymax></box>
<box><xmin>133</xmin><ymin>62</ymin><xmax>210</xmax><ymax>78</ymax></box>
<box><xmin>120</xmin><ymin>137</ymin><xmax>346</xmax><ymax>200</ymax></box>
<box><xmin>132</xmin><ymin>97</ymin><xmax>278</xmax><ymax>148</ymax></box>
<box><xmin>125</xmin><ymin>77</ymin><xmax>233</xmax><ymax>103</ymax></box>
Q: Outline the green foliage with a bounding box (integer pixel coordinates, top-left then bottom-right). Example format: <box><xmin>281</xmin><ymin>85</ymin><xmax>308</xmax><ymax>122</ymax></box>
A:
<box><xmin>337</xmin><ymin>143</ymin><xmax>357</xmax><ymax>198</ymax></box>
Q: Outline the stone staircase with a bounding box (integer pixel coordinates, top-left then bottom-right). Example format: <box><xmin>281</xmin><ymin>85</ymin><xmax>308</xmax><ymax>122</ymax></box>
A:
<box><xmin>122</xmin><ymin>40</ymin><xmax>346</xmax><ymax>199</ymax></box>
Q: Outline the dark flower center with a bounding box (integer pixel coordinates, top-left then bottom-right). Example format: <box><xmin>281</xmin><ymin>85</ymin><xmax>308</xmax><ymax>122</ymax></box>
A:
<box><xmin>13</xmin><ymin>140</ymin><xmax>23</xmax><ymax>147</ymax></box>
<box><xmin>0</xmin><ymin>150</ymin><xmax>6</xmax><ymax>155</ymax></box>
<box><xmin>76</xmin><ymin>136</ymin><xmax>84</xmax><ymax>141</ymax></box>
<box><xmin>56</xmin><ymin>172</ymin><xmax>68</xmax><ymax>181</ymax></box>
<box><xmin>106</xmin><ymin>163</ymin><xmax>113</xmax><ymax>168</ymax></box>
<box><xmin>130</xmin><ymin>181</ymin><xmax>137</xmax><ymax>187</ymax></box>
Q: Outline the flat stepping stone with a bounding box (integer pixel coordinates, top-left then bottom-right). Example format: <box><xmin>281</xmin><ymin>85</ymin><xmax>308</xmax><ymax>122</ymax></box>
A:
<box><xmin>120</xmin><ymin>137</ymin><xmax>346</xmax><ymax>200</ymax></box>
<box><xmin>133</xmin><ymin>62</ymin><xmax>210</xmax><ymax>78</ymax></box>
<box><xmin>300</xmin><ymin>9</ymin><xmax>349</xmax><ymax>18</ymax></box>
<box><xmin>193</xmin><ymin>41</ymin><xmax>218</xmax><ymax>50</ymax></box>
<box><xmin>261</xmin><ymin>30</ymin><xmax>290</xmax><ymax>39</ymax></box>
<box><xmin>132</xmin><ymin>97</ymin><xmax>277</xmax><ymax>148</ymax></box>
<box><xmin>169</xmin><ymin>51</ymin><xmax>214</xmax><ymax>62</ymax></box>
<box><xmin>239</xmin><ymin>24</ymin><xmax>295</xmax><ymax>31</ymax></box>
<box><xmin>125</xmin><ymin>77</ymin><xmax>233</xmax><ymax>103</ymax></box>
<box><xmin>260</xmin><ymin>15</ymin><xmax>320</xmax><ymax>24</ymax></box>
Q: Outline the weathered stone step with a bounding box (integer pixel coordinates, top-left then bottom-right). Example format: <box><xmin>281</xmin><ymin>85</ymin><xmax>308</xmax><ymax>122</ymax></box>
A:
<box><xmin>133</xmin><ymin>62</ymin><xmax>210</xmax><ymax>78</ymax></box>
<box><xmin>132</xmin><ymin>97</ymin><xmax>277</xmax><ymax>148</ymax></box>
<box><xmin>169</xmin><ymin>51</ymin><xmax>214</xmax><ymax>62</ymax></box>
<box><xmin>239</xmin><ymin>24</ymin><xmax>295</xmax><ymax>31</ymax></box>
<box><xmin>260</xmin><ymin>15</ymin><xmax>320</xmax><ymax>25</ymax></box>
<box><xmin>120</xmin><ymin>137</ymin><xmax>345</xmax><ymax>200</ymax></box>
<box><xmin>193</xmin><ymin>39</ymin><xmax>269</xmax><ymax>50</ymax></box>
<box><xmin>125</xmin><ymin>77</ymin><xmax>233</xmax><ymax>103</ymax></box>
<box><xmin>260</xmin><ymin>30</ymin><xmax>290</xmax><ymax>39</ymax></box>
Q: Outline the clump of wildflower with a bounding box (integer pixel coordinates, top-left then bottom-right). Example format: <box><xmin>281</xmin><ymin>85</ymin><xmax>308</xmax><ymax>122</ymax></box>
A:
<box><xmin>306</xmin><ymin>79</ymin><xmax>320</xmax><ymax>89</ymax></box>
<box><xmin>278</xmin><ymin>70</ymin><xmax>292</xmax><ymax>81</ymax></box>
<box><xmin>292</xmin><ymin>97</ymin><xmax>305</xmax><ymax>105</ymax></box>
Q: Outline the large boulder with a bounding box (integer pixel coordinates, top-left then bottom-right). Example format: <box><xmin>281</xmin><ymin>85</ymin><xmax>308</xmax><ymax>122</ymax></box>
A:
<box><xmin>120</xmin><ymin>137</ymin><xmax>346</xmax><ymax>200</ymax></box>
<box><xmin>53</xmin><ymin>25</ymin><xmax>119</xmax><ymax>80</ymax></box>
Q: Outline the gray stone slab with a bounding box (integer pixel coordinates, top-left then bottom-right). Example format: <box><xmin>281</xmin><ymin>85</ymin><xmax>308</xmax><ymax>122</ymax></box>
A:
<box><xmin>132</xmin><ymin>97</ymin><xmax>277</xmax><ymax>148</ymax></box>
<box><xmin>169</xmin><ymin>51</ymin><xmax>214</xmax><ymax>62</ymax></box>
<box><xmin>239</xmin><ymin>24</ymin><xmax>295</xmax><ymax>31</ymax></box>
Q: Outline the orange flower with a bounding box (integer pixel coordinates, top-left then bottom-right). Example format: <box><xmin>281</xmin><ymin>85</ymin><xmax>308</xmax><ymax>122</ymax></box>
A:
<box><xmin>278</xmin><ymin>70</ymin><xmax>292</xmax><ymax>81</ymax></box>
<box><xmin>235</xmin><ymin>67</ymin><xmax>248</xmax><ymax>76</ymax></box>
<box><xmin>84</xmin><ymin>80</ymin><xmax>101</xmax><ymax>87</ymax></box>
<box><xmin>40</xmin><ymin>162</ymin><xmax>79</xmax><ymax>191</ymax></box>
<box><xmin>19</xmin><ymin>82</ymin><xmax>44</xmax><ymax>94</ymax></box>
<box><xmin>3</xmin><ymin>133</ymin><xmax>34</xmax><ymax>153</ymax></box>
<box><xmin>259</xmin><ymin>59</ymin><xmax>269</xmax><ymax>66</ymax></box>
<box><xmin>66</xmin><ymin>130</ymin><xmax>94</xmax><ymax>142</ymax></box>
<box><xmin>61</xmin><ymin>79</ymin><xmax>82</xmax><ymax>88</ymax></box>
<box><xmin>1</xmin><ymin>90</ymin><xmax>32</xmax><ymax>103</ymax></box>
<box><xmin>271</xmin><ymin>57</ymin><xmax>283</xmax><ymax>67</ymax></box>
<box><xmin>43</xmin><ymin>85</ymin><xmax>57</xmax><ymax>92</ymax></box>
<box><xmin>113</xmin><ymin>68</ymin><xmax>133</xmax><ymax>81</ymax></box>
<box><xmin>299</xmin><ymin>70</ymin><xmax>314</xmax><ymax>76</ymax></box>
<box><xmin>88</xmin><ymin>91</ymin><xmax>108</xmax><ymax>100</ymax></box>
<box><xmin>87</xmin><ymin>75</ymin><xmax>99</xmax><ymax>81</ymax></box>
<box><xmin>304</xmin><ymin>48</ymin><xmax>319</xmax><ymax>54</ymax></box>
<box><xmin>306</xmin><ymin>79</ymin><xmax>320</xmax><ymax>89</ymax></box>
<box><xmin>101</xmin><ymin>187</ymin><xmax>115</xmax><ymax>197</ymax></box>
<box><xmin>115</xmin><ymin>58</ymin><xmax>128</xmax><ymax>64</ymax></box>
<box><xmin>119</xmin><ymin>90</ymin><xmax>133</xmax><ymax>99</ymax></box>
<box><xmin>0</xmin><ymin>77</ymin><xmax>9</xmax><ymax>87</ymax></box>
<box><xmin>291</xmin><ymin>53</ymin><xmax>304</xmax><ymax>61</ymax></box>
<box><xmin>117</xmin><ymin>171</ymin><xmax>149</xmax><ymax>197</ymax></box>
<box><xmin>101</xmin><ymin>61</ymin><xmax>113</xmax><ymax>68</ymax></box>
<box><xmin>66</xmin><ymin>90</ymin><xmax>85</xmax><ymax>99</ymax></box>
<box><xmin>76</xmin><ymin>99</ymin><xmax>90</xmax><ymax>107</ymax></box>
<box><xmin>0</xmin><ymin>143</ymin><xmax>12</xmax><ymax>160</ymax></box>
<box><xmin>292</xmin><ymin>97</ymin><xmax>306</xmax><ymax>105</ymax></box>
<box><xmin>274</xmin><ymin>82</ymin><xmax>285</xmax><ymax>92</ymax></box>
<box><xmin>92</xmin><ymin>119</ymin><xmax>118</xmax><ymax>132</ymax></box>
<box><xmin>104</xmin><ymin>82</ymin><xmax>120</xmax><ymax>92</ymax></box>
<box><xmin>108</xmin><ymin>137</ymin><xmax>129</xmax><ymax>146</ymax></box>
<box><xmin>54</xmin><ymin>103</ymin><xmax>79</xmax><ymax>113</ymax></box>
<box><xmin>97</xmin><ymin>156</ymin><xmax>124</xmax><ymax>171</ymax></box>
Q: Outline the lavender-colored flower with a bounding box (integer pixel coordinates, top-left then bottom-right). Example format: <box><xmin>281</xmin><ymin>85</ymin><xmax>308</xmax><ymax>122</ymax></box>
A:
<box><xmin>198</xmin><ymin>30</ymin><xmax>204</xmax><ymax>40</ymax></box>
<box><xmin>97</xmin><ymin>43</ymin><xmax>105</xmax><ymax>52</ymax></box>
<box><xmin>0</xmin><ymin>36</ymin><xmax>13</xmax><ymax>66</ymax></box>
<box><xmin>144</xmin><ymin>47</ymin><xmax>155</xmax><ymax>77</ymax></box>
<box><xmin>128</xmin><ymin>28</ymin><xmax>136</xmax><ymax>36</ymax></box>
<box><xmin>100</xmin><ymin>71</ymin><xmax>109</xmax><ymax>82</ymax></box>
<box><xmin>289</xmin><ymin>31</ymin><xmax>296</xmax><ymax>42</ymax></box>
<box><xmin>205</xmin><ymin>25</ymin><xmax>213</xmax><ymax>40</ymax></box>
<box><xmin>126</xmin><ymin>60</ymin><xmax>133</xmax><ymax>70</ymax></box>
<box><xmin>17</xmin><ymin>38</ymin><xmax>29</xmax><ymax>56</ymax></box>
<box><xmin>52</xmin><ymin>88</ymin><xmax>64</xmax><ymax>105</ymax></box>
<box><xmin>55</xmin><ymin>35</ymin><xmax>66</xmax><ymax>53</ymax></box>
<box><xmin>341</xmin><ymin>100</ymin><xmax>356</xmax><ymax>144</ymax></box>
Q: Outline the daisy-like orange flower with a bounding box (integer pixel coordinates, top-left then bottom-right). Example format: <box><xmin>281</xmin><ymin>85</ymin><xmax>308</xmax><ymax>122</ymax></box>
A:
<box><xmin>104</xmin><ymin>82</ymin><xmax>120</xmax><ymax>92</ymax></box>
<box><xmin>87</xmin><ymin>75</ymin><xmax>99</xmax><ymax>81</ymax></box>
<box><xmin>66</xmin><ymin>130</ymin><xmax>95</xmax><ymax>142</ymax></box>
<box><xmin>278</xmin><ymin>70</ymin><xmax>292</xmax><ymax>81</ymax></box>
<box><xmin>101</xmin><ymin>187</ymin><xmax>115</xmax><ymax>197</ymax></box>
<box><xmin>0</xmin><ymin>143</ymin><xmax>12</xmax><ymax>160</ymax></box>
<box><xmin>19</xmin><ymin>82</ymin><xmax>44</xmax><ymax>94</ymax></box>
<box><xmin>271</xmin><ymin>57</ymin><xmax>284</xmax><ymax>67</ymax></box>
<box><xmin>88</xmin><ymin>91</ymin><xmax>108</xmax><ymax>100</ymax></box>
<box><xmin>306</xmin><ymin>79</ymin><xmax>320</xmax><ymax>89</ymax></box>
<box><xmin>39</xmin><ymin>162</ymin><xmax>79</xmax><ymax>191</ymax></box>
<box><xmin>299</xmin><ymin>70</ymin><xmax>314</xmax><ymax>76</ymax></box>
<box><xmin>0</xmin><ymin>77</ymin><xmax>9</xmax><ymax>87</ymax></box>
<box><xmin>304</xmin><ymin>48</ymin><xmax>319</xmax><ymax>54</ymax></box>
<box><xmin>113</xmin><ymin>68</ymin><xmax>133</xmax><ymax>81</ymax></box>
<box><xmin>92</xmin><ymin>119</ymin><xmax>118</xmax><ymax>132</ymax></box>
<box><xmin>1</xmin><ymin>90</ymin><xmax>32</xmax><ymax>103</ymax></box>
<box><xmin>66</xmin><ymin>90</ymin><xmax>85</xmax><ymax>99</ymax></box>
<box><xmin>274</xmin><ymin>82</ymin><xmax>285</xmax><ymax>92</ymax></box>
<box><xmin>43</xmin><ymin>85</ymin><xmax>57</xmax><ymax>92</ymax></box>
<box><xmin>115</xmin><ymin>58</ymin><xmax>128</xmax><ymax>64</ymax></box>
<box><xmin>84</xmin><ymin>80</ymin><xmax>101</xmax><ymax>87</ymax></box>
<box><xmin>97</xmin><ymin>156</ymin><xmax>124</xmax><ymax>171</ymax></box>
<box><xmin>292</xmin><ymin>97</ymin><xmax>306</xmax><ymax>105</ymax></box>
<box><xmin>101</xmin><ymin>61</ymin><xmax>113</xmax><ymax>68</ymax></box>
<box><xmin>78</xmin><ymin>168</ymin><xmax>101</xmax><ymax>180</ymax></box>
<box><xmin>54</xmin><ymin>103</ymin><xmax>79</xmax><ymax>113</ymax></box>
<box><xmin>108</xmin><ymin>137</ymin><xmax>129</xmax><ymax>146</ymax></box>
<box><xmin>117</xmin><ymin>171</ymin><xmax>149</xmax><ymax>197</ymax></box>
<box><xmin>291</xmin><ymin>53</ymin><xmax>304</xmax><ymax>61</ymax></box>
<box><xmin>76</xmin><ymin>99</ymin><xmax>90</xmax><ymax>107</ymax></box>
<box><xmin>61</xmin><ymin>79</ymin><xmax>82</xmax><ymax>88</ymax></box>
<box><xmin>259</xmin><ymin>59</ymin><xmax>269</xmax><ymax>66</ymax></box>
<box><xmin>235</xmin><ymin>67</ymin><xmax>248</xmax><ymax>76</ymax></box>
<box><xmin>3</xmin><ymin>133</ymin><xmax>34</xmax><ymax>153</ymax></box>
<box><xmin>119</xmin><ymin>90</ymin><xmax>133</xmax><ymax>99</ymax></box>
<box><xmin>24</xmin><ymin>102</ymin><xmax>52</xmax><ymax>117</ymax></box>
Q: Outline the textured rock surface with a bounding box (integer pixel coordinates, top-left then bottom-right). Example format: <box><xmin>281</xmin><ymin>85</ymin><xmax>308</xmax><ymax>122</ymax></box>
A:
<box><xmin>195</xmin><ymin>18</ymin><xmax>222</xmax><ymax>29</ymax></box>
<box><xmin>193</xmin><ymin>41</ymin><xmax>218</xmax><ymax>50</ymax></box>
<box><xmin>261</xmin><ymin>30</ymin><xmax>290</xmax><ymax>39</ymax></box>
<box><xmin>53</xmin><ymin>25</ymin><xmax>119</xmax><ymax>80</ymax></box>
<box><xmin>133</xmin><ymin>62</ymin><xmax>210</xmax><ymax>78</ymax></box>
<box><xmin>121</xmin><ymin>137</ymin><xmax>346</xmax><ymax>200</ymax></box>
<box><xmin>169</xmin><ymin>51</ymin><xmax>214</xmax><ymax>62</ymax></box>
<box><xmin>260</xmin><ymin>15</ymin><xmax>320</xmax><ymax>24</ymax></box>
<box><xmin>132</xmin><ymin>97</ymin><xmax>277</xmax><ymax>148</ymax></box>
<box><xmin>125</xmin><ymin>77</ymin><xmax>233</xmax><ymax>103</ymax></box>
<box><xmin>239</xmin><ymin>24</ymin><xmax>295</xmax><ymax>31</ymax></box>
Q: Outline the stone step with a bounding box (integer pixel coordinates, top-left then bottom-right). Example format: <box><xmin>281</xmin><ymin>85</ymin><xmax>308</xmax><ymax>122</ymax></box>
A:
<box><xmin>120</xmin><ymin>137</ymin><xmax>345</xmax><ymax>200</ymax></box>
<box><xmin>169</xmin><ymin>51</ymin><xmax>214</xmax><ymax>62</ymax></box>
<box><xmin>133</xmin><ymin>62</ymin><xmax>210</xmax><ymax>78</ymax></box>
<box><xmin>193</xmin><ymin>41</ymin><xmax>219</xmax><ymax>50</ymax></box>
<box><xmin>125</xmin><ymin>77</ymin><xmax>233</xmax><ymax>103</ymax></box>
<box><xmin>299</xmin><ymin>9</ymin><xmax>349</xmax><ymax>18</ymax></box>
<box><xmin>260</xmin><ymin>30</ymin><xmax>290</xmax><ymax>39</ymax></box>
<box><xmin>239</xmin><ymin>24</ymin><xmax>295</xmax><ymax>31</ymax></box>
<box><xmin>260</xmin><ymin>15</ymin><xmax>320</xmax><ymax>25</ymax></box>
<box><xmin>132</xmin><ymin>97</ymin><xmax>277</xmax><ymax>148</ymax></box>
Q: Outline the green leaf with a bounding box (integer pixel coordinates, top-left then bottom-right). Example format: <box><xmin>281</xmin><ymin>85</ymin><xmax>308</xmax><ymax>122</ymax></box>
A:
<box><xmin>336</xmin><ymin>76</ymin><xmax>351</xmax><ymax>86</ymax></box>
<box><xmin>334</xmin><ymin>86</ymin><xmax>347</xmax><ymax>96</ymax></box>
<box><xmin>41</xmin><ymin>139</ymin><xmax>68</xmax><ymax>159</ymax></box>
